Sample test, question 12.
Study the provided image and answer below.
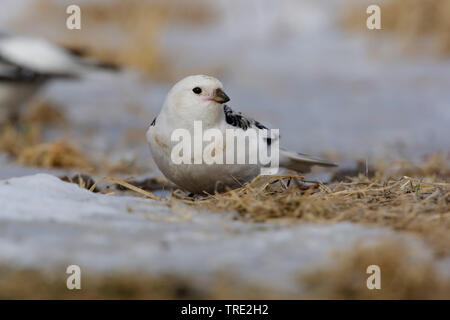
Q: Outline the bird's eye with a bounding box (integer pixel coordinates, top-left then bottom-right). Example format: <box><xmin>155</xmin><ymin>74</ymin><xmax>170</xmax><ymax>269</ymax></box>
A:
<box><xmin>192</xmin><ymin>87</ymin><xmax>202</xmax><ymax>94</ymax></box>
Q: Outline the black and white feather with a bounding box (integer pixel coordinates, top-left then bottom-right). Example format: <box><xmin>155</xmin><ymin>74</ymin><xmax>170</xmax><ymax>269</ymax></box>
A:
<box><xmin>0</xmin><ymin>35</ymin><xmax>118</xmax><ymax>78</ymax></box>
<box><xmin>223</xmin><ymin>105</ymin><xmax>268</xmax><ymax>131</ymax></box>
<box><xmin>223</xmin><ymin>104</ymin><xmax>278</xmax><ymax>145</ymax></box>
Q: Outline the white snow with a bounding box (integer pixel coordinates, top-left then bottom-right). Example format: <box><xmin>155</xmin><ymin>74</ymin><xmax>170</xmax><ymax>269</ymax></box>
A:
<box><xmin>0</xmin><ymin>173</ymin><xmax>442</xmax><ymax>292</ymax></box>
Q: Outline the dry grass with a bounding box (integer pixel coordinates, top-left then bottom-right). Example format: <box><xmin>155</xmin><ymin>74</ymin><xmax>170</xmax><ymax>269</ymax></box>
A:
<box><xmin>342</xmin><ymin>0</ymin><xmax>450</xmax><ymax>57</ymax></box>
<box><xmin>60</xmin><ymin>174</ymin><xmax>99</xmax><ymax>192</ymax></box>
<box><xmin>169</xmin><ymin>153</ymin><xmax>449</xmax><ymax>256</ymax></box>
<box><xmin>0</xmin><ymin>123</ymin><xmax>41</xmax><ymax>158</ymax></box>
<box><xmin>0</xmin><ymin>123</ymin><xmax>148</xmax><ymax>174</ymax></box>
<box><xmin>0</xmin><ymin>100</ymin><xmax>146</xmax><ymax>173</ymax></box>
<box><xmin>17</xmin><ymin>139</ymin><xmax>93</xmax><ymax>169</ymax></box>
<box><xmin>0</xmin><ymin>267</ymin><xmax>283</xmax><ymax>299</ymax></box>
<box><xmin>301</xmin><ymin>241</ymin><xmax>450</xmax><ymax>299</ymax></box>
<box><xmin>22</xmin><ymin>100</ymin><xmax>67</xmax><ymax>126</ymax></box>
<box><xmin>0</xmin><ymin>100</ymin><xmax>67</xmax><ymax>157</ymax></box>
<box><xmin>0</xmin><ymin>112</ymin><xmax>93</xmax><ymax>170</ymax></box>
<box><xmin>1</xmin><ymin>241</ymin><xmax>448</xmax><ymax>299</ymax></box>
<box><xmin>0</xmin><ymin>267</ymin><xmax>204</xmax><ymax>299</ymax></box>
<box><xmin>15</xmin><ymin>0</ymin><xmax>217</xmax><ymax>79</ymax></box>
<box><xmin>374</xmin><ymin>153</ymin><xmax>450</xmax><ymax>179</ymax></box>
<box><xmin>0</xmin><ymin>102</ymin><xmax>92</xmax><ymax>170</ymax></box>
<box><xmin>88</xmin><ymin>176</ymin><xmax>163</xmax><ymax>201</ymax></box>
<box><xmin>75</xmin><ymin>153</ymin><xmax>449</xmax><ymax>257</ymax></box>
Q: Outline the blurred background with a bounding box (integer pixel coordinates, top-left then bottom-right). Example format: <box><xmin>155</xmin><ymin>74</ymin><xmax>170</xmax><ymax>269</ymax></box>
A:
<box><xmin>0</xmin><ymin>0</ymin><xmax>449</xmax><ymax>178</ymax></box>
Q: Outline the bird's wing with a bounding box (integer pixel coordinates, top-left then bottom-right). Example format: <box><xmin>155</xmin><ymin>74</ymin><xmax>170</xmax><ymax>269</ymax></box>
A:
<box><xmin>0</xmin><ymin>58</ymin><xmax>50</xmax><ymax>83</ymax></box>
<box><xmin>222</xmin><ymin>105</ymin><xmax>337</xmax><ymax>172</ymax></box>
<box><xmin>62</xmin><ymin>46</ymin><xmax>119</xmax><ymax>71</ymax></box>
<box><xmin>223</xmin><ymin>104</ymin><xmax>268</xmax><ymax>130</ymax></box>
<box><xmin>0</xmin><ymin>36</ymin><xmax>118</xmax><ymax>78</ymax></box>
<box><xmin>222</xmin><ymin>104</ymin><xmax>279</xmax><ymax>144</ymax></box>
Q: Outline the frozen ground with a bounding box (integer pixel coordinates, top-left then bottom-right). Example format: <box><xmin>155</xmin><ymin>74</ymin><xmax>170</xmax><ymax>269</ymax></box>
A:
<box><xmin>1</xmin><ymin>173</ymin><xmax>445</xmax><ymax>293</ymax></box>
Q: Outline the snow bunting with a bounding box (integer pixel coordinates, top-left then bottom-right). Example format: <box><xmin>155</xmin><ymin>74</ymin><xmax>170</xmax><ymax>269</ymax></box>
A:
<box><xmin>0</xmin><ymin>32</ymin><xmax>118</xmax><ymax>122</ymax></box>
<box><xmin>147</xmin><ymin>75</ymin><xmax>336</xmax><ymax>194</ymax></box>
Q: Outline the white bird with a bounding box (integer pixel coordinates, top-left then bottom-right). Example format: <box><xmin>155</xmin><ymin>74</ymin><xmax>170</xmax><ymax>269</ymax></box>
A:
<box><xmin>0</xmin><ymin>32</ymin><xmax>119</xmax><ymax>122</ymax></box>
<box><xmin>147</xmin><ymin>75</ymin><xmax>336</xmax><ymax>194</ymax></box>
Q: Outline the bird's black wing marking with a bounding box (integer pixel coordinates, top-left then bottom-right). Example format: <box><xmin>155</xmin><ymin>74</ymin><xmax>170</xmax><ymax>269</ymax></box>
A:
<box><xmin>0</xmin><ymin>53</ymin><xmax>73</xmax><ymax>82</ymax></box>
<box><xmin>62</xmin><ymin>45</ymin><xmax>120</xmax><ymax>71</ymax></box>
<box><xmin>224</xmin><ymin>105</ymin><xmax>253</xmax><ymax>131</ymax></box>
<box><xmin>0</xmin><ymin>61</ymin><xmax>49</xmax><ymax>83</ymax></box>
<box><xmin>63</xmin><ymin>46</ymin><xmax>88</xmax><ymax>58</ymax></box>
<box><xmin>223</xmin><ymin>105</ymin><xmax>273</xmax><ymax>145</ymax></box>
<box><xmin>150</xmin><ymin>117</ymin><xmax>157</xmax><ymax>126</ymax></box>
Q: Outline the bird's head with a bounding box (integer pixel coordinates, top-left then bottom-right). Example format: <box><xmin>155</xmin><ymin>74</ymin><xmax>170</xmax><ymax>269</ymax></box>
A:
<box><xmin>163</xmin><ymin>75</ymin><xmax>230</xmax><ymax>123</ymax></box>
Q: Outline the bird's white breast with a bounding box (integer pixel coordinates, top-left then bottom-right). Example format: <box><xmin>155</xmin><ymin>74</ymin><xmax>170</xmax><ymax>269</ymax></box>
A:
<box><xmin>146</xmin><ymin>120</ymin><xmax>260</xmax><ymax>194</ymax></box>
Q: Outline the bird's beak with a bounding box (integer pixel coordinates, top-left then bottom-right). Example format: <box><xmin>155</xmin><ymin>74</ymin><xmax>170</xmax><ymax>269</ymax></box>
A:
<box><xmin>212</xmin><ymin>88</ymin><xmax>230</xmax><ymax>104</ymax></box>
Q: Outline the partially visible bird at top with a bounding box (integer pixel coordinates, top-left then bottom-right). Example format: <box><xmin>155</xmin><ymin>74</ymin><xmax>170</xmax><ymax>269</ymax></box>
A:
<box><xmin>0</xmin><ymin>31</ymin><xmax>119</xmax><ymax>123</ymax></box>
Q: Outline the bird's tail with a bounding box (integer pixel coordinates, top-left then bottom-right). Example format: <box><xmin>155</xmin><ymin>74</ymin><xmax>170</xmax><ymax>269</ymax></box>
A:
<box><xmin>64</xmin><ymin>46</ymin><xmax>121</xmax><ymax>73</ymax></box>
<box><xmin>82</xmin><ymin>60</ymin><xmax>121</xmax><ymax>72</ymax></box>
<box><xmin>279</xmin><ymin>148</ymin><xmax>337</xmax><ymax>173</ymax></box>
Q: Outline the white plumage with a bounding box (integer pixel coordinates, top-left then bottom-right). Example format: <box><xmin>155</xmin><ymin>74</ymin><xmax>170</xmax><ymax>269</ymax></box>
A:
<box><xmin>147</xmin><ymin>75</ymin><xmax>336</xmax><ymax>194</ymax></box>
